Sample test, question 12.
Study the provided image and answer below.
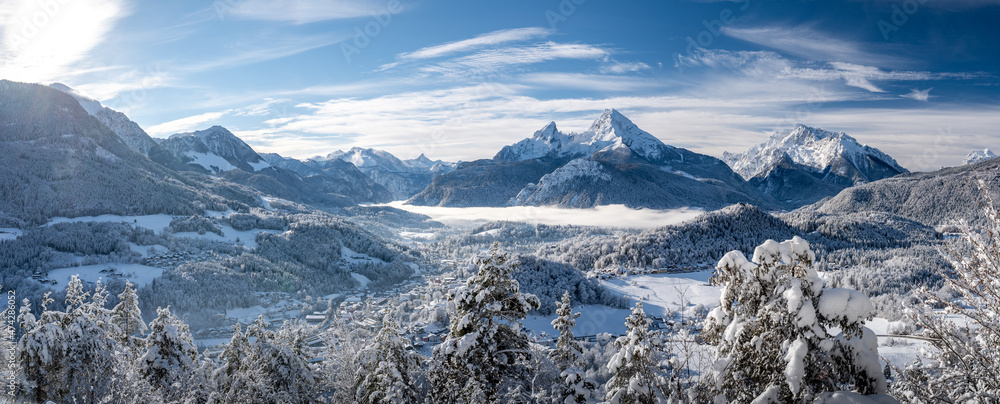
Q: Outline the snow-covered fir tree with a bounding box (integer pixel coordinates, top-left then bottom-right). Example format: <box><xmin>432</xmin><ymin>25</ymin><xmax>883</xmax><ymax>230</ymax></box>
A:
<box><xmin>894</xmin><ymin>179</ymin><xmax>1000</xmax><ymax>402</ymax></box>
<box><xmin>353</xmin><ymin>312</ymin><xmax>425</xmax><ymax>403</ymax></box>
<box><xmin>702</xmin><ymin>236</ymin><xmax>889</xmax><ymax>403</ymax></box>
<box><xmin>551</xmin><ymin>291</ymin><xmax>599</xmax><ymax>403</ymax></box>
<box><xmin>429</xmin><ymin>243</ymin><xmax>541</xmax><ymax>403</ymax></box>
<box><xmin>139</xmin><ymin>306</ymin><xmax>198</xmax><ymax>401</ymax></box>
<box><xmin>16</xmin><ymin>277</ymin><xmax>120</xmax><ymax>403</ymax></box>
<box><xmin>111</xmin><ymin>280</ymin><xmax>148</xmax><ymax>352</ymax></box>
<box><xmin>604</xmin><ymin>300</ymin><xmax>666</xmax><ymax>404</ymax></box>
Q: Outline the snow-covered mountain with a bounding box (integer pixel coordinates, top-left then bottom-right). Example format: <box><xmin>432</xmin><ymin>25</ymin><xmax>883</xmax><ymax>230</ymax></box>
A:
<box><xmin>723</xmin><ymin>125</ymin><xmax>907</xmax><ymax>206</ymax></box>
<box><xmin>159</xmin><ymin>126</ymin><xmax>271</xmax><ymax>174</ymax></box>
<box><xmin>49</xmin><ymin>83</ymin><xmax>187</xmax><ymax>170</ymax></box>
<box><xmin>315</xmin><ymin>147</ymin><xmax>454</xmax><ymax>200</ymax></box>
<box><xmin>495</xmin><ymin>109</ymin><xmax>677</xmax><ymax>163</ymax></box>
<box><xmin>965</xmin><ymin>149</ymin><xmax>996</xmax><ymax>165</ymax></box>
<box><xmin>0</xmin><ymin>80</ymin><xmax>255</xmax><ymax>223</ymax></box>
<box><xmin>410</xmin><ymin>109</ymin><xmax>773</xmax><ymax>209</ymax></box>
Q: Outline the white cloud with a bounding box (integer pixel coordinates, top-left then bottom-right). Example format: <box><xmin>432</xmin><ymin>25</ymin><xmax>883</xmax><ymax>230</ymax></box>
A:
<box><xmin>901</xmin><ymin>88</ymin><xmax>933</xmax><ymax>101</ymax></box>
<box><xmin>398</xmin><ymin>27</ymin><xmax>552</xmax><ymax>60</ymax></box>
<box><xmin>420</xmin><ymin>42</ymin><xmax>609</xmax><ymax>79</ymax></box>
<box><xmin>517</xmin><ymin>73</ymin><xmax>660</xmax><ymax>92</ymax></box>
<box><xmin>600</xmin><ymin>61</ymin><xmax>652</xmax><ymax>74</ymax></box>
<box><xmin>146</xmin><ymin>110</ymin><xmax>231</xmax><ymax>137</ymax></box>
<box><xmin>0</xmin><ymin>0</ymin><xmax>131</xmax><ymax>83</ymax></box>
<box><xmin>722</xmin><ymin>25</ymin><xmax>906</xmax><ymax>66</ymax></box>
<box><xmin>221</xmin><ymin>0</ymin><xmax>391</xmax><ymax>24</ymax></box>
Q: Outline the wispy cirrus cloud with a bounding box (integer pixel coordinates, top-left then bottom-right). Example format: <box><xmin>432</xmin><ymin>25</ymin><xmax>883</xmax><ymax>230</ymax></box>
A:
<box><xmin>722</xmin><ymin>25</ymin><xmax>907</xmax><ymax>66</ymax></box>
<box><xmin>146</xmin><ymin>110</ymin><xmax>231</xmax><ymax>137</ymax></box>
<box><xmin>600</xmin><ymin>61</ymin><xmax>652</xmax><ymax>74</ymax></box>
<box><xmin>219</xmin><ymin>0</ymin><xmax>393</xmax><ymax>24</ymax></box>
<box><xmin>398</xmin><ymin>27</ymin><xmax>553</xmax><ymax>60</ymax></box>
<box><xmin>419</xmin><ymin>42</ymin><xmax>609</xmax><ymax>79</ymax></box>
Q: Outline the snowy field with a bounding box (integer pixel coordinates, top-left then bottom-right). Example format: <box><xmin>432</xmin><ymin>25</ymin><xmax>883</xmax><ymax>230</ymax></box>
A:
<box><xmin>47</xmin><ymin>214</ymin><xmax>174</xmax><ymax>232</ymax></box>
<box><xmin>382</xmin><ymin>201</ymin><xmax>703</xmax><ymax>229</ymax></box>
<box><xmin>172</xmin><ymin>224</ymin><xmax>280</xmax><ymax>248</ymax></box>
<box><xmin>47</xmin><ymin>263</ymin><xmax>164</xmax><ymax>289</ymax></box>
<box><xmin>0</xmin><ymin>228</ymin><xmax>22</xmax><ymax>241</ymax></box>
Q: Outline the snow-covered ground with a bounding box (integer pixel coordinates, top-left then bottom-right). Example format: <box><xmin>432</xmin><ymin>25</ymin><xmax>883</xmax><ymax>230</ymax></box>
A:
<box><xmin>172</xmin><ymin>224</ymin><xmax>280</xmax><ymax>248</ymax></box>
<box><xmin>46</xmin><ymin>214</ymin><xmax>174</xmax><ymax>233</ymax></box>
<box><xmin>341</xmin><ymin>246</ymin><xmax>386</xmax><ymax>264</ymax></box>
<box><xmin>384</xmin><ymin>201</ymin><xmax>703</xmax><ymax>229</ymax></box>
<box><xmin>524</xmin><ymin>304</ymin><xmax>634</xmax><ymax>338</ymax></box>
<box><xmin>399</xmin><ymin>231</ymin><xmax>437</xmax><ymax>242</ymax></box>
<box><xmin>603</xmin><ymin>271</ymin><xmax>719</xmax><ymax>319</ymax></box>
<box><xmin>351</xmin><ymin>272</ymin><xmax>372</xmax><ymax>289</ymax></box>
<box><xmin>47</xmin><ymin>263</ymin><xmax>163</xmax><ymax>289</ymax></box>
<box><xmin>128</xmin><ymin>242</ymin><xmax>168</xmax><ymax>257</ymax></box>
<box><xmin>0</xmin><ymin>228</ymin><xmax>22</xmax><ymax>241</ymax></box>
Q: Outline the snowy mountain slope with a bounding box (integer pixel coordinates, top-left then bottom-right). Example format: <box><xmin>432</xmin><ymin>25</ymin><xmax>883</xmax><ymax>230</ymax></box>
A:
<box><xmin>495</xmin><ymin>109</ymin><xmax>678</xmax><ymax>164</ymax></box>
<box><xmin>316</xmin><ymin>147</ymin><xmax>454</xmax><ymax>200</ymax></box>
<box><xmin>723</xmin><ymin>125</ymin><xmax>907</xmax><ymax>206</ymax></box>
<box><xmin>49</xmin><ymin>83</ymin><xmax>188</xmax><ymax>170</ymax></box>
<box><xmin>412</xmin><ymin>109</ymin><xmax>772</xmax><ymax>209</ymax></box>
<box><xmin>0</xmin><ymin>80</ymin><xmax>255</xmax><ymax>223</ymax></box>
<box><xmin>159</xmin><ymin>126</ymin><xmax>270</xmax><ymax>174</ymax></box>
<box><xmin>965</xmin><ymin>148</ymin><xmax>996</xmax><ymax>165</ymax></box>
<box><xmin>800</xmin><ymin>157</ymin><xmax>1000</xmax><ymax>226</ymax></box>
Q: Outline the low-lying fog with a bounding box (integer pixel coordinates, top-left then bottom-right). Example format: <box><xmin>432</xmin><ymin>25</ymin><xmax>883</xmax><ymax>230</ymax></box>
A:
<box><xmin>383</xmin><ymin>201</ymin><xmax>704</xmax><ymax>229</ymax></box>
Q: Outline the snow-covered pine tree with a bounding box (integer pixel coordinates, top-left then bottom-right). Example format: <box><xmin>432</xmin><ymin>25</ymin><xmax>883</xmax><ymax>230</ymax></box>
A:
<box><xmin>111</xmin><ymin>280</ymin><xmax>147</xmax><ymax>352</ymax></box>
<box><xmin>16</xmin><ymin>276</ymin><xmax>121</xmax><ymax>403</ymax></box>
<box><xmin>257</xmin><ymin>319</ymin><xmax>321</xmax><ymax>403</ymax></box>
<box><xmin>139</xmin><ymin>306</ymin><xmax>198</xmax><ymax>401</ymax></box>
<box><xmin>604</xmin><ymin>301</ymin><xmax>665</xmax><ymax>404</ymax></box>
<box><xmin>214</xmin><ymin>322</ymin><xmax>271</xmax><ymax>402</ymax></box>
<box><xmin>893</xmin><ymin>179</ymin><xmax>1000</xmax><ymax>402</ymax></box>
<box><xmin>353</xmin><ymin>312</ymin><xmax>425</xmax><ymax>404</ymax></box>
<box><xmin>551</xmin><ymin>291</ymin><xmax>599</xmax><ymax>403</ymax></box>
<box><xmin>429</xmin><ymin>243</ymin><xmax>541</xmax><ymax>403</ymax></box>
<box><xmin>551</xmin><ymin>291</ymin><xmax>583</xmax><ymax>370</ymax></box>
<box><xmin>702</xmin><ymin>236</ymin><xmax>888</xmax><ymax>403</ymax></box>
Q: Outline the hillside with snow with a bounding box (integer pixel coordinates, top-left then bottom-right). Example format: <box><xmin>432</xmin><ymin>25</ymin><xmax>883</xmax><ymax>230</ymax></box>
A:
<box><xmin>965</xmin><ymin>148</ymin><xmax>996</xmax><ymax>165</ymax></box>
<box><xmin>723</xmin><ymin>124</ymin><xmax>907</xmax><ymax>206</ymax></box>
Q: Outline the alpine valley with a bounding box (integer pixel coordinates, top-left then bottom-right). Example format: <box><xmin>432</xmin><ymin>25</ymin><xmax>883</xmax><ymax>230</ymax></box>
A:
<box><xmin>3</xmin><ymin>79</ymin><xmax>999</xmax><ymax>404</ymax></box>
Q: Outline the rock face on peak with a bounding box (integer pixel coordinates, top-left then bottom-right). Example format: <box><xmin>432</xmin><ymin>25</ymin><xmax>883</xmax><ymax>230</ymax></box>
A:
<box><xmin>965</xmin><ymin>149</ymin><xmax>996</xmax><ymax>165</ymax></box>
<box><xmin>409</xmin><ymin>109</ymin><xmax>775</xmax><ymax>210</ymax></box>
<box><xmin>159</xmin><ymin>126</ymin><xmax>271</xmax><ymax>174</ymax></box>
<box><xmin>49</xmin><ymin>83</ymin><xmax>188</xmax><ymax>171</ymax></box>
<box><xmin>723</xmin><ymin>124</ymin><xmax>907</xmax><ymax>206</ymax></box>
<box><xmin>494</xmin><ymin>109</ymin><xmax>677</xmax><ymax>164</ymax></box>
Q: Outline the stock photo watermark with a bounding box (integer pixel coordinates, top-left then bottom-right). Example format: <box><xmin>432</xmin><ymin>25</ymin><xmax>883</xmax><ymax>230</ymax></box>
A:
<box><xmin>2</xmin><ymin>287</ymin><xmax>16</xmax><ymax>403</ymax></box>
<box><xmin>341</xmin><ymin>0</ymin><xmax>406</xmax><ymax>63</ymax></box>
<box><xmin>7</xmin><ymin>0</ymin><xmax>71</xmax><ymax>51</ymax></box>
<box><xmin>878</xmin><ymin>0</ymin><xmax>929</xmax><ymax>40</ymax></box>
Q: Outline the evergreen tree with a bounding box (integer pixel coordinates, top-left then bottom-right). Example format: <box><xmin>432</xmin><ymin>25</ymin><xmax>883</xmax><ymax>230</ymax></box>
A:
<box><xmin>353</xmin><ymin>313</ymin><xmax>425</xmax><ymax>403</ymax></box>
<box><xmin>429</xmin><ymin>243</ymin><xmax>540</xmax><ymax>403</ymax></box>
<box><xmin>139</xmin><ymin>306</ymin><xmax>198</xmax><ymax>401</ymax></box>
<box><xmin>111</xmin><ymin>280</ymin><xmax>147</xmax><ymax>352</ymax></box>
<box><xmin>551</xmin><ymin>291</ymin><xmax>599</xmax><ymax>403</ymax></box>
<box><xmin>702</xmin><ymin>237</ymin><xmax>886</xmax><ymax>402</ymax></box>
<box><xmin>604</xmin><ymin>301</ymin><xmax>664</xmax><ymax>404</ymax></box>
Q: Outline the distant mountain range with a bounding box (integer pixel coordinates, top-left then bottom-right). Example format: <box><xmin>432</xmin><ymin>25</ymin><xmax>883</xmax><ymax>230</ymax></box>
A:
<box><xmin>723</xmin><ymin>125</ymin><xmax>908</xmax><ymax>206</ymax></box>
<box><xmin>10</xmin><ymin>78</ymin><xmax>993</xmax><ymax>227</ymax></box>
<box><xmin>409</xmin><ymin>109</ymin><xmax>774</xmax><ymax>210</ymax></box>
<box><xmin>311</xmin><ymin>148</ymin><xmax>454</xmax><ymax>200</ymax></box>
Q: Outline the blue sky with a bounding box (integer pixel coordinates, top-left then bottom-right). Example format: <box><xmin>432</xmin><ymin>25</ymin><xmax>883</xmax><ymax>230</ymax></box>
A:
<box><xmin>1</xmin><ymin>0</ymin><xmax>998</xmax><ymax>169</ymax></box>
